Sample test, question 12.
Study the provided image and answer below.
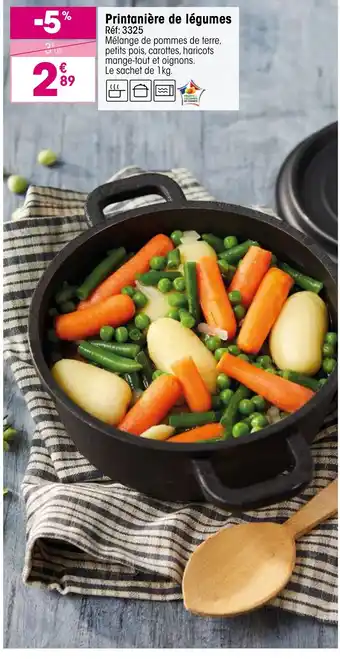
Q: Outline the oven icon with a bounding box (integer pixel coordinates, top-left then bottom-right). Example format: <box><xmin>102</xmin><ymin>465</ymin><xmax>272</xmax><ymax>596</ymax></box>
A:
<box><xmin>153</xmin><ymin>80</ymin><xmax>176</xmax><ymax>102</ymax></box>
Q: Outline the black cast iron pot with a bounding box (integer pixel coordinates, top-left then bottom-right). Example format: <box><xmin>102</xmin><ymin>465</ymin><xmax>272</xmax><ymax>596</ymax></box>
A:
<box><xmin>28</xmin><ymin>173</ymin><xmax>338</xmax><ymax>512</ymax></box>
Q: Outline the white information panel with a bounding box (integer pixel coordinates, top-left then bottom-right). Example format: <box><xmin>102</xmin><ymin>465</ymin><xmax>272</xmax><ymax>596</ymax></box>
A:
<box><xmin>97</xmin><ymin>7</ymin><xmax>239</xmax><ymax>111</ymax></box>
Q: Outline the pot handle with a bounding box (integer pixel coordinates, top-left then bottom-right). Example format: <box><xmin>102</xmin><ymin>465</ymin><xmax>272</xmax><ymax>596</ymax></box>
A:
<box><xmin>85</xmin><ymin>173</ymin><xmax>187</xmax><ymax>226</ymax></box>
<box><xmin>192</xmin><ymin>434</ymin><xmax>313</xmax><ymax>512</ymax></box>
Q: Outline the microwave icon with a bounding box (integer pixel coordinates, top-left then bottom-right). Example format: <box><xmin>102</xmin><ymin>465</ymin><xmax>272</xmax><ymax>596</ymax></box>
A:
<box><xmin>153</xmin><ymin>80</ymin><xmax>176</xmax><ymax>102</ymax></box>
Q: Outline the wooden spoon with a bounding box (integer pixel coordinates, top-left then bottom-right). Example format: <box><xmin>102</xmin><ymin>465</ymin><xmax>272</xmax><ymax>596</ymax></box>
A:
<box><xmin>182</xmin><ymin>479</ymin><xmax>338</xmax><ymax>617</ymax></box>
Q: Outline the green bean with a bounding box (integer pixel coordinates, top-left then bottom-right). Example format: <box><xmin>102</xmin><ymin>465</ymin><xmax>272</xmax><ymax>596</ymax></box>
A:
<box><xmin>55</xmin><ymin>286</ymin><xmax>77</xmax><ymax>305</ymax></box>
<box><xmin>278</xmin><ymin>262</ymin><xmax>323</xmax><ymax>294</ymax></box>
<box><xmin>184</xmin><ymin>261</ymin><xmax>200</xmax><ymax>322</ymax></box>
<box><xmin>281</xmin><ymin>369</ymin><xmax>320</xmax><ymax>392</ymax></box>
<box><xmin>78</xmin><ymin>341</ymin><xmax>142</xmax><ymax>373</ymax></box>
<box><xmin>317</xmin><ymin>378</ymin><xmax>328</xmax><ymax>389</ymax></box>
<box><xmin>76</xmin><ymin>247</ymin><xmax>126</xmax><ymax>301</ymax></box>
<box><xmin>168</xmin><ymin>411</ymin><xmax>217</xmax><ymax>429</ymax></box>
<box><xmin>218</xmin><ymin>260</ymin><xmax>237</xmax><ymax>281</ymax></box>
<box><xmin>167</xmin><ymin>248</ymin><xmax>181</xmax><ymax>269</ymax></box>
<box><xmin>123</xmin><ymin>372</ymin><xmax>143</xmax><ymax>395</ymax></box>
<box><xmin>137</xmin><ymin>270</ymin><xmax>181</xmax><ymax>286</ymax></box>
<box><xmin>202</xmin><ymin>234</ymin><xmax>225</xmax><ymax>253</ymax></box>
<box><xmin>219</xmin><ymin>240</ymin><xmax>259</xmax><ymax>264</ymax></box>
<box><xmin>88</xmin><ymin>341</ymin><xmax>140</xmax><ymax>359</ymax></box>
<box><xmin>221</xmin><ymin>384</ymin><xmax>251</xmax><ymax>437</ymax></box>
<box><xmin>136</xmin><ymin>351</ymin><xmax>154</xmax><ymax>387</ymax></box>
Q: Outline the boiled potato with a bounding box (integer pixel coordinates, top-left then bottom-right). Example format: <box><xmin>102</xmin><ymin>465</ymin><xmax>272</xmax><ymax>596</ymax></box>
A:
<box><xmin>269</xmin><ymin>291</ymin><xmax>328</xmax><ymax>375</ymax></box>
<box><xmin>179</xmin><ymin>240</ymin><xmax>217</xmax><ymax>265</ymax></box>
<box><xmin>141</xmin><ymin>425</ymin><xmax>175</xmax><ymax>440</ymax></box>
<box><xmin>147</xmin><ymin>318</ymin><xmax>217</xmax><ymax>393</ymax></box>
<box><xmin>136</xmin><ymin>282</ymin><xmax>171</xmax><ymax>321</ymax></box>
<box><xmin>52</xmin><ymin>359</ymin><xmax>132</xmax><ymax>425</ymax></box>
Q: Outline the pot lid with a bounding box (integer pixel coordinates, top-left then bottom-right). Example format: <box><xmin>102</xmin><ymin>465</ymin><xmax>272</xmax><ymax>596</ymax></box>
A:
<box><xmin>276</xmin><ymin>122</ymin><xmax>338</xmax><ymax>260</ymax></box>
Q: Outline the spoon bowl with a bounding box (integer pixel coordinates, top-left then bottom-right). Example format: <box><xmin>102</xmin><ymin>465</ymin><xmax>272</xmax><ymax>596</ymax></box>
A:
<box><xmin>183</xmin><ymin>480</ymin><xmax>337</xmax><ymax>617</ymax></box>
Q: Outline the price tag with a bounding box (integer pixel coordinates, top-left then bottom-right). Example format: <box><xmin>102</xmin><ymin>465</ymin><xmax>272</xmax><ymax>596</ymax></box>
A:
<box><xmin>10</xmin><ymin>6</ymin><xmax>96</xmax><ymax>103</ymax></box>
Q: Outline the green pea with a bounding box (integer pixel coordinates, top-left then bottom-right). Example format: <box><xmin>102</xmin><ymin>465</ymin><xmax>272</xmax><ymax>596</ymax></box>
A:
<box><xmin>322</xmin><ymin>343</ymin><xmax>335</xmax><ymax>358</ymax></box>
<box><xmin>59</xmin><ymin>301</ymin><xmax>76</xmax><ymax>314</ymax></box>
<box><xmin>121</xmin><ymin>285</ymin><xmax>135</xmax><ymax>297</ymax></box>
<box><xmin>179</xmin><ymin>310</ymin><xmax>195</xmax><ymax>329</ymax></box>
<box><xmin>7</xmin><ymin>174</ymin><xmax>28</xmax><ymax>194</ymax></box>
<box><xmin>325</xmin><ymin>332</ymin><xmax>337</xmax><ymax>347</ymax></box>
<box><xmin>234</xmin><ymin>304</ymin><xmax>246</xmax><ymax>321</ymax></box>
<box><xmin>129</xmin><ymin>328</ymin><xmax>143</xmax><ymax>343</ymax></box>
<box><xmin>256</xmin><ymin>355</ymin><xmax>272</xmax><ymax>368</ymax></box>
<box><xmin>115</xmin><ymin>326</ymin><xmax>129</xmax><ymax>343</ymax></box>
<box><xmin>173</xmin><ymin>277</ymin><xmax>186</xmax><ymax>292</ymax></box>
<box><xmin>228</xmin><ymin>290</ymin><xmax>242</xmax><ymax>305</ymax></box>
<box><xmin>232</xmin><ymin>421</ymin><xmax>249</xmax><ymax>438</ymax></box>
<box><xmin>150</xmin><ymin>255</ymin><xmax>167</xmax><ymax>271</ymax></box>
<box><xmin>133</xmin><ymin>291</ymin><xmax>148</xmax><ymax>308</ymax></box>
<box><xmin>216</xmin><ymin>373</ymin><xmax>231</xmax><ymax>390</ymax></box>
<box><xmin>99</xmin><ymin>325</ymin><xmax>115</xmax><ymax>342</ymax></box>
<box><xmin>170</xmin><ymin>230</ymin><xmax>183</xmax><ymax>246</ymax></box>
<box><xmin>238</xmin><ymin>353</ymin><xmax>250</xmax><ymax>362</ymax></box>
<box><xmin>166</xmin><ymin>308</ymin><xmax>180</xmax><ymax>321</ymax></box>
<box><xmin>323</xmin><ymin>358</ymin><xmax>336</xmax><ymax>375</ymax></box>
<box><xmin>168</xmin><ymin>292</ymin><xmax>188</xmax><ymax>308</ymax></box>
<box><xmin>205</xmin><ymin>336</ymin><xmax>222</xmax><ymax>352</ymax></box>
<box><xmin>318</xmin><ymin>378</ymin><xmax>328</xmax><ymax>389</ymax></box>
<box><xmin>152</xmin><ymin>369</ymin><xmax>165</xmax><ymax>380</ymax></box>
<box><xmin>158</xmin><ymin>278</ymin><xmax>172</xmax><ymax>293</ymax></box>
<box><xmin>220</xmin><ymin>388</ymin><xmax>234</xmax><ymax>406</ymax></box>
<box><xmin>250</xmin><ymin>413</ymin><xmax>268</xmax><ymax>428</ymax></box>
<box><xmin>214</xmin><ymin>347</ymin><xmax>229</xmax><ymax>361</ymax></box>
<box><xmin>251</xmin><ymin>395</ymin><xmax>267</xmax><ymax>411</ymax></box>
<box><xmin>37</xmin><ymin>149</ymin><xmax>58</xmax><ymax>166</ymax></box>
<box><xmin>228</xmin><ymin>344</ymin><xmax>241</xmax><ymax>356</ymax></box>
<box><xmin>238</xmin><ymin>399</ymin><xmax>255</xmax><ymax>416</ymax></box>
<box><xmin>134</xmin><ymin>313</ymin><xmax>150</xmax><ymax>330</ymax></box>
<box><xmin>224</xmin><ymin>236</ymin><xmax>238</xmax><ymax>250</ymax></box>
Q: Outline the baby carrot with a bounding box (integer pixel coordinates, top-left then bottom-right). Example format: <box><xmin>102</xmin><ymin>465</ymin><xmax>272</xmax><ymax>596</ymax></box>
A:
<box><xmin>55</xmin><ymin>294</ymin><xmax>135</xmax><ymax>341</ymax></box>
<box><xmin>217</xmin><ymin>352</ymin><xmax>314</xmax><ymax>413</ymax></box>
<box><xmin>168</xmin><ymin>423</ymin><xmax>224</xmax><ymax>443</ymax></box>
<box><xmin>237</xmin><ymin>267</ymin><xmax>293</xmax><ymax>353</ymax></box>
<box><xmin>197</xmin><ymin>256</ymin><xmax>237</xmax><ymax>339</ymax></box>
<box><xmin>118</xmin><ymin>374</ymin><xmax>182</xmax><ymax>435</ymax></box>
<box><xmin>82</xmin><ymin>234</ymin><xmax>173</xmax><ymax>306</ymax></box>
<box><xmin>172</xmin><ymin>356</ymin><xmax>211</xmax><ymax>413</ymax></box>
<box><xmin>228</xmin><ymin>245</ymin><xmax>272</xmax><ymax>307</ymax></box>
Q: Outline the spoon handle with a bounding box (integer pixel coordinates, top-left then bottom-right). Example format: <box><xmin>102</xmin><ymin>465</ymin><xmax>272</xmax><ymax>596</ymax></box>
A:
<box><xmin>284</xmin><ymin>479</ymin><xmax>338</xmax><ymax>540</ymax></box>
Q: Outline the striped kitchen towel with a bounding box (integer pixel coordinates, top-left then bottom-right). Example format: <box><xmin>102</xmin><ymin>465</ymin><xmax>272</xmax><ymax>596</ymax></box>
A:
<box><xmin>3</xmin><ymin>166</ymin><xmax>338</xmax><ymax>623</ymax></box>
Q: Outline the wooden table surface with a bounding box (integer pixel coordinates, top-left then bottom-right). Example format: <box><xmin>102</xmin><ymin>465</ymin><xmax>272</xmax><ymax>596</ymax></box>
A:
<box><xmin>3</xmin><ymin>0</ymin><xmax>337</xmax><ymax>649</ymax></box>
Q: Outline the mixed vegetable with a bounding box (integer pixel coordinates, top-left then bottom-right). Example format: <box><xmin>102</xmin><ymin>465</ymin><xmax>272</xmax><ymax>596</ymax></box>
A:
<box><xmin>48</xmin><ymin>229</ymin><xmax>337</xmax><ymax>443</ymax></box>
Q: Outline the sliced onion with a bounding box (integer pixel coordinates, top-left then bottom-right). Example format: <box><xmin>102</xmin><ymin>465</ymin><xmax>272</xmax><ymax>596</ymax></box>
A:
<box><xmin>180</xmin><ymin>230</ymin><xmax>201</xmax><ymax>245</ymax></box>
<box><xmin>197</xmin><ymin>323</ymin><xmax>229</xmax><ymax>341</ymax></box>
<box><xmin>266</xmin><ymin>406</ymin><xmax>281</xmax><ymax>425</ymax></box>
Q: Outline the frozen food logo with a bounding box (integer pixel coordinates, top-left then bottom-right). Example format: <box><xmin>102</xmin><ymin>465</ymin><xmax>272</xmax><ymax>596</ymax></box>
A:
<box><xmin>178</xmin><ymin>80</ymin><xmax>205</xmax><ymax>107</ymax></box>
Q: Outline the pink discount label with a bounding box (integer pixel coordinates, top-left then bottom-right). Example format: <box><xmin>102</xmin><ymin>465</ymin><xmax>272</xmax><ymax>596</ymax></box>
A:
<box><xmin>10</xmin><ymin>6</ymin><xmax>96</xmax><ymax>40</ymax></box>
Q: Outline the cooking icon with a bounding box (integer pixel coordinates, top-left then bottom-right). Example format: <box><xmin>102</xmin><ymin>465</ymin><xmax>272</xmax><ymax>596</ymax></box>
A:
<box><xmin>153</xmin><ymin>80</ymin><xmax>176</xmax><ymax>102</ymax></box>
<box><xmin>106</xmin><ymin>80</ymin><xmax>128</xmax><ymax>102</ymax></box>
<box><xmin>129</xmin><ymin>80</ymin><xmax>152</xmax><ymax>102</ymax></box>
